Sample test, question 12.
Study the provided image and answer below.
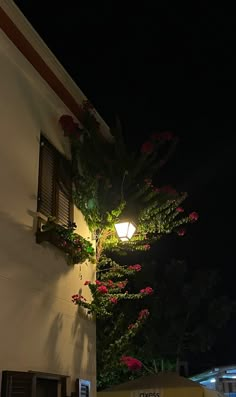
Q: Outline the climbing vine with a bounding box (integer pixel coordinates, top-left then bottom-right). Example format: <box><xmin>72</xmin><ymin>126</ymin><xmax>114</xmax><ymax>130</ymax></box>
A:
<box><xmin>59</xmin><ymin>100</ymin><xmax>199</xmax><ymax>388</ymax></box>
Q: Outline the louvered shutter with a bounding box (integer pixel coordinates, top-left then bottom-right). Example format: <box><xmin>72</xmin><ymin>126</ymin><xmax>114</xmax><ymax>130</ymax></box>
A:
<box><xmin>1</xmin><ymin>371</ymin><xmax>34</xmax><ymax>397</ymax></box>
<box><xmin>37</xmin><ymin>135</ymin><xmax>73</xmax><ymax>226</ymax></box>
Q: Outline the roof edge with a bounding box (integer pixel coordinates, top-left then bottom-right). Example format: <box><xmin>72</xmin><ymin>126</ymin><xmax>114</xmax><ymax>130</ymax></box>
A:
<box><xmin>0</xmin><ymin>0</ymin><xmax>111</xmax><ymax>139</ymax></box>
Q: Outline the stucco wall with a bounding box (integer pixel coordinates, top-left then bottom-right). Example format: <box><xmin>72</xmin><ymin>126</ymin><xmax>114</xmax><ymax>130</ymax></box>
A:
<box><xmin>0</xmin><ymin>29</ymin><xmax>96</xmax><ymax>396</ymax></box>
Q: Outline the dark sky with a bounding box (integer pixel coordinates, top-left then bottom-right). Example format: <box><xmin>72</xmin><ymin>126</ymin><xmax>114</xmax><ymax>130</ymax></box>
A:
<box><xmin>14</xmin><ymin>1</ymin><xmax>235</xmax><ymax>367</ymax></box>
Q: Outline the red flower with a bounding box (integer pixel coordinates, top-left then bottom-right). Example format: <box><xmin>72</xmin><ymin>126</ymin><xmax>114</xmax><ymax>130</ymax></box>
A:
<box><xmin>176</xmin><ymin>207</ymin><xmax>184</xmax><ymax>213</ymax></box>
<box><xmin>84</xmin><ymin>281</ymin><xmax>90</xmax><ymax>285</ymax></box>
<box><xmin>140</xmin><ymin>287</ymin><xmax>154</xmax><ymax>295</ymax></box>
<box><xmin>97</xmin><ymin>285</ymin><xmax>108</xmax><ymax>294</ymax></box>
<box><xmin>59</xmin><ymin>115</ymin><xmax>79</xmax><ymax>136</ymax></box>
<box><xmin>141</xmin><ymin>141</ymin><xmax>154</xmax><ymax>154</ymax></box>
<box><xmin>189</xmin><ymin>211</ymin><xmax>199</xmax><ymax>222</ymax></box>
<box><xmin>128</xmin><ymin>323</ymin><xmax>136</xmax><ymax>330</ymax></box>
<box><xmin>161</xmin><ymin>185</ymin><xmax>177</xmax><ymax>195</ymax></box>
<box><xmin>117</xmin><ymin>281</ymin><xmax>127</xmax><ymax>289</ymax></box>
<box><xmin>153</xmin><ymin>187</ymin><xmax>160</xmax><ymax>193</ymax></box>
<box><xmin>178</xmin><ymin>228</ymin><xmax>186</xmax><ymax>236</ymax></box>
<box><xmin>107</xmin><ymin>279</ymin><xmax>114</xmax><ymax>287</ymax></box>
<box><xmin>138</xmin><ymin>309</ymin><xmax>150</xmax><ymax>320</ymax></box>
<box><xmin>120</xmin><ymin>356</ymin><xmax>142</xmax><ymax>371</ymax></box>
<box><xmin>109</xmin><ymin>297</ymin><xmax>118</xmax><ymax>304</ymax></box>
<box><xmin>95</xmin><ymin>280</ymin><xmax>102</xmax><ymax>285</ymax></box>
<box><xmin>72</xmin><ymin>294</ymin><xmax>86</xmax><ymax>303</ymax></box>
<box><xmin>128</xmin><ymin>264</ymin><xmax>142</xmax><ymax>272</ymax></box>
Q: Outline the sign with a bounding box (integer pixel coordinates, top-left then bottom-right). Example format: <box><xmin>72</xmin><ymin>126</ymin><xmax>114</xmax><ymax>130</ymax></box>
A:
<box><xmin>132</xmin><ymin>389</ymin><xmax>163</xmax><ymax>397</ymax></box>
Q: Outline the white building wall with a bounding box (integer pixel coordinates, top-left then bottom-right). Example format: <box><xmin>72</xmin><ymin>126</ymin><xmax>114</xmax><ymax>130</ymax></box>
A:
<box><xmin>0</xmin><ymin>27</ymin><xmax>96</xmax><ymax>396</ymax></box>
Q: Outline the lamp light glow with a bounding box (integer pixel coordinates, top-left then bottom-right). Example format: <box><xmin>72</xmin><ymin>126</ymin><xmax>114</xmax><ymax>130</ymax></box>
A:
<box><xmin>114</xmin><ymin>221</ymin><xmax>136</xmax><ymax>241</ymax></box>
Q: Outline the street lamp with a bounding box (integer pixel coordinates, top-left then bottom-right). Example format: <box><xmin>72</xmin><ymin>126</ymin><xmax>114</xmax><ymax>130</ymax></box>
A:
<box><xmin>114</xmin><ymin>221</ymin><xmax>136</xmax><ymax>241</ymax></box>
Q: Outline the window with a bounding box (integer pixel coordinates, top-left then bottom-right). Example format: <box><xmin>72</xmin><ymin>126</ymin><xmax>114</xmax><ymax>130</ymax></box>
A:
<box><xmin>37</xmin><ymin>135</ymin><xmax>73</xmax><ymax>226</ymax></box>
<box><xmin>75</xmin><ymin>379</ymin><xmax>90</xmax><ymax>397</ymax></box>
<box><xmin>1</xmin><ymin>371</ymin><xmax>67</xmax><ymax>397</ymax></box>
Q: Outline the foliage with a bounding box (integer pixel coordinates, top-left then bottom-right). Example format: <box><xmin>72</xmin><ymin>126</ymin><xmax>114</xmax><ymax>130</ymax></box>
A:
<box><xmin>131</xmin><ymin>259</ymin><xmax>234</xmax><ymax>364</ymax></box>
<box><xmin>58</xmin><ymin>101</ymin><xmax>200</xmax><ymax>389</ymax></box>
<box><xmin>72</xmin><ymin>256</ymin><xmax>153</xmax><ymax>318</ymax></box>
<box><xmin>59</xmin><ymin>103</ymin><xmax>198</xmax><ymax>253</ymax></box>
<box><xmin>38</xmin><ymin>217</ymin><xmax>95</xmax><ymax>265</ymax></box>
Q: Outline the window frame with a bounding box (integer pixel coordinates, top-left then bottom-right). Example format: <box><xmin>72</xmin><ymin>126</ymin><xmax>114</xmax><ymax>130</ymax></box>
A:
<box><xmin>37</xmin><ymin>134</ymin><xmax>73</xmax><ymax>227</ymax></box>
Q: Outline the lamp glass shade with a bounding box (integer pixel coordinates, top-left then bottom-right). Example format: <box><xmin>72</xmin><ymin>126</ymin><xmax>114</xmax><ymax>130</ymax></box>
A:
<box><xmin>114</xmin><ymin>221</ymin><xmax>136</xmax><ymax>241</ymax></box>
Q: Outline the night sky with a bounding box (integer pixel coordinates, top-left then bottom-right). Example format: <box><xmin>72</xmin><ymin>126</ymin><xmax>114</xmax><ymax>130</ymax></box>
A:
<box><xmin>14</xmin><ymin>2</ymin><xmax>235</xmax><ymax>369</ymax></box>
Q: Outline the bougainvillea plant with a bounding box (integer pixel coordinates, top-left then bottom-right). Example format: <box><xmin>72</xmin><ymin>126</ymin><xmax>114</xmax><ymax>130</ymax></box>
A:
<box><xmin>36</xmin><ymin>217</ymin><xmax>95</xmax><ymax>265</ymax></box>
<box><xmin>72</xmin><ymin>256</ymin><xmax>153</xmax><ymax>318</ymax></box>
<box><xmin>58</xmin><ymin>100</ymin><xmax>199</xmax><ymax>388</ymax></box>
<box><xmin>59</xmin><ymin>100</ymin><xmax>199</xmax><ymax>259</ymax></box>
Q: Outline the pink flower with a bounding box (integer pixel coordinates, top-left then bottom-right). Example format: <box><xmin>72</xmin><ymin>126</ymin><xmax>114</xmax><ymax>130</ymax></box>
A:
<box><xmin>107</xmin><ymin>279</ymin><xmax>114</xmax><ymax>287</ymax></box>
<box><xmin>128</xmin><ymin>323</ymin><xmax>136</xmax><ymax>330</ymax></box>
<box><xmin>143</xmin><ymin>244</ymin><xmax>151</xmax><ymax>251</ymax></box>
<box><xmin>61</xmin><ymin>240</ymin><xmax>67</xmax><ymax>247</ymax></box>
<box><xmin>153</xmin><ymin>187</ymin><xmax>160</xmax><ymax>193</ymax></box>
<box><xmin>109</xmin><ymin>297</ymin><xmax>118</xmax><ymax>304</ymax></box>
<box><xmin>141</xmin><ymin>141</ymin><xmax>154</xmax><ymax>154</ymax></box>
<box><xmin>161</xmin><ymin>185</ymin><xmax>177</xmax><ymax>195</ymax></box>
<box><xmin>178</xmin><ymin>228</ymin><xmax>186</xmax><ymax>236</ymax></box>
<box><xmin>59</xmin><ymin>115</ymin><xmax>79</xmax><ymax>136</ymax></box>
<box><xmin>128</xmin><ymin>264</ymin><xmax>142</xmax><ymax>272</ymax></box>
<box><xmin>97</xmin><ymin>285</ymin><xmax>108</xmax><ymax>294</ymax></box>
<box><xmin>117</xmin><ymin>281</ymin><xmax>127</xmax><ymax>289</ymax></box>
<box><xmin>140</xmin><ymin>287</ymin><xmax>154</xmax><ymax>295</ymax></box>
<box><xmin>120</xmin><ymin>356</ymin><xmax>142</xmax><ymax>371</ymax></box>
<box><xmin>95</xmin><ymin>280</ymin><xmax>102</xmax><ymax>285</ymax></box>
<box><xmin>138</xmin><ymin>309</ymin><xmax>150</xmax><ymax>320</ymax></box>
<box><xmin>189</xmin><ymin>211</ymin><xmax>199</xmax><ymax>222</ymax></box>
<box><xmin>72</xmin><ymin>294</ymin><xmax>86</xmax><ymax>303</ymax></box>
<box><xmin>176</xmin><ymin>207</ymin><xmax>184</xmax><ymax>213</ymax></box>
<box><xmin>84</xmin><ymin>280</ymin><xmax>90</xmax><ymax>285</ymax></box>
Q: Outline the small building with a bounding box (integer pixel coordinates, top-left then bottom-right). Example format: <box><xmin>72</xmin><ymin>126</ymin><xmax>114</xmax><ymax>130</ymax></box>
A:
<box><xmin>190</xmin><ymin>365</ymin><xmax>236</xmax><ymax>397</ymax></box>
<box><xmin>0</xmin><ymin>1</ymin><xmax>109</xmax><ymax>396</ymax></box>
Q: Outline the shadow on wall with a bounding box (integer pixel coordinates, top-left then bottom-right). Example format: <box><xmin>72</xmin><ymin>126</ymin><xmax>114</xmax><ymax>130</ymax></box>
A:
<box><xmin>0</xmin><ymin>211</ymin><xmax>95</xmax><ymax>378</ymax></box>
<box><xmin>72</xmin><ymin>305</ymin><xmax>96</xmax><ymax>380</ymax></box>
<box><xmin>0</xmin><ymin>210</ymin><xmax>71</xmax><ymax>286</ymax></box>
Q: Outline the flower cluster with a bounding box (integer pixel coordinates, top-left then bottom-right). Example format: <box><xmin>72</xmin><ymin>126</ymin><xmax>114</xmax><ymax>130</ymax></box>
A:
<box><xmin>72</xmin><ymin>294</ymin><xmax>87</xmax><ymax>303</ymax></box>
<box><xmin>97</xmin><ymin>285</ymin><xmax>108</xmax><ymax>294</ymax></box>
<box><xmin>178</xmin><ymin>228</ymin><xmax>186</xmax><ymax>236</ymax></box>
<box><xmin>189</xmin><ymin>211</ymin><xmax>199</xmax><ymax>222</ymax></box>
<box><xmin>140</xmin><ymin>287</ymin><xmax>154</xmax><ymax>295</ymax></box>
<box><xmin>37</xmin><ymin>218</ymin><xmax>95</xmax><ymax>265</ymax></box>
<box><xmin>138</xmin><ymin>308</ymin><xmax>150</xmax><ymax>320</ymax></box>
<box><xmin>128</xmin><ymin>264</ymin><xmax>142</xmax><ymax>272</ymax></box>
<box><xmin>120</xmin><ymin>356</ymin><xmax>142</xmax><ymax>371</ymax></box>
<box><xmin>141</xmin><ymin>131</ymin><xmax>174</xmax><ymax>154</ymax></box>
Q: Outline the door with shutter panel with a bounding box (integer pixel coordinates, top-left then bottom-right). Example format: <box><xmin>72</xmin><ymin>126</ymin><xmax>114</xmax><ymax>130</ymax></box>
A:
<box><xmin>1</xmin><ymin>371</ymin><xmax>34</xmax><ymax>397</ymax></box>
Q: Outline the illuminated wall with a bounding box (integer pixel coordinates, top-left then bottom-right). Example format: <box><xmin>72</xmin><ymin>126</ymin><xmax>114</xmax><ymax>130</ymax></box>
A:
<box><xmin>0</xmin><ymin>25</ymin><xmax>96</xmax><ymax>396</ymax></box>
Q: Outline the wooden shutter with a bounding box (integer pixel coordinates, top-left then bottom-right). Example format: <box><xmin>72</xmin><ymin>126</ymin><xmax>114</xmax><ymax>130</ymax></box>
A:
<box><xmin>75</xmin><ymin>379</ymin><xmax>90</xmax><ymax>397</ymax></box>
<box><xmin>37</xmin><ymin>135</ymin><xmax>73</xmax><ymax>226</ymax></box>
<box><xmin>1</xmin><ymin>371</ymin><xmax>34</xmax><ymax>397</ymax></box>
